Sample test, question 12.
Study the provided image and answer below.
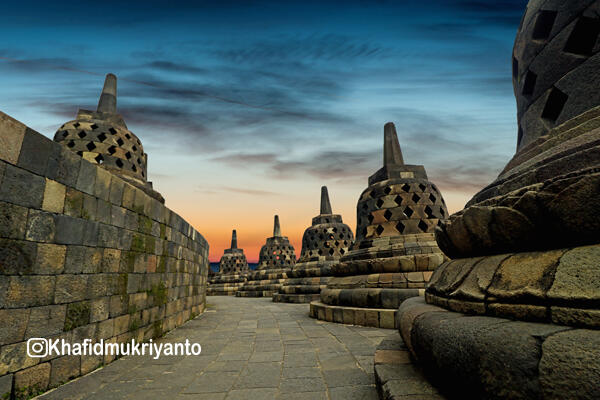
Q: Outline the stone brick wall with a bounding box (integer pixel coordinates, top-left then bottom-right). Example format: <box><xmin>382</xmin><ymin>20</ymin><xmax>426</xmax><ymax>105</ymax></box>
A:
<box><xmin>0</xmin><ymin>112</ymin><xmax>209</xmax><ymax>399</ymax></box>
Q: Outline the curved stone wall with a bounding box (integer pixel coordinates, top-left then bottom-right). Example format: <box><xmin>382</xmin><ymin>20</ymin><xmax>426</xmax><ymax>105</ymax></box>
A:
<box><xmin>0</xmin><ymin>112</ymin><xmax>209</xmax><ymax>399</ymax></box>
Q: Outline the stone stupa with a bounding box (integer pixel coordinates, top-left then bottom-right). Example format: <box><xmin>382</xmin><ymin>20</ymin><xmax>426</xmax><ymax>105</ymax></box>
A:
<box><xmin>310</xmin><ymin>123</ymin><xmax>449</xmax><ymax>328</ymax></box>
<box><xmin>207</xmin><ymin>230</ymin><xmax>249</xmax><ymax>296</ymax></box>
<box><xmin>236</xmin><ymin>215</ymin><xmax>296</xmax><ymax>297</ymax></box>
<box><xmin>393</xmin><ymin>2</ymin><xmax>600</xmax><ymax>399</ymax></box>
<box><xmin>273</xmin><ymin>186</ymin><xmax>354</xmax><ymax>303</ymax></box>
<box><xmin>53</xmin><ymin>73</ymin><xmax>163</xmax><ymax>202</ymax></box>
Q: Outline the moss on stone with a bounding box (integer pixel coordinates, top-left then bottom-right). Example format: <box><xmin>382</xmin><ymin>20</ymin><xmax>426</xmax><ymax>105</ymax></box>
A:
<box><xmin>157</xmin><ymin>256</ymin><xmax>166</xmax><ymax>273</ymax></box>
<box><xmin>152</xmin><ymin>320</ymin><xmax>163</xmax><ymax>339</ymax></box>
<box><xmin>139</xmin><ymin>216</ymin><xmax>152</xmax><ymax>235</ymax></box>
<box><xmin>145</xmin><ymin>237</ymin><xmax>155</xmax><ymax>254</ymax></box>
<box><xmin>64</xmin><ymin>301</ymin><xmax>90</xmax><ymax>331</ymax></box>
<box><xmin>147</xmin><ymin>282</ymin><xmax>168</xmax><ymax>306</ymax></box>
<box><xmin>160</xmin><ymin>223</ymin><xmax>166</xmax><ymax>239</ymax></box>
<box><xmin>131</xmin><ymin>234</ymin><xmax>145</xmax><ymax>252</ymax></box>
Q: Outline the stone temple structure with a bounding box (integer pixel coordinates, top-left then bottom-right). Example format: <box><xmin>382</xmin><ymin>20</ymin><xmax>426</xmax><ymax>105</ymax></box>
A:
<box><xmin>207</xmin><ymin>230</ymin><xmax>249</xmax><ymax>296</ymax></box>
<box><xmin>273</xmin><ymin>187</ymin><xmax>354</xmax><ymax>303</ymax></box>
<box><xmin>53</xmin><ymin>73</ymin><xmax>164</xmax><ymax>203</ymax></box>
<box><xmin>392</xmin><ymin>2</ymin><xmax>600</xmax><ymax>399</ymax></box>
<box><xmin>310</xmin><ymin>123</ymin><xmax>449</xmax><ymax>328</ymax></box>
<box><xmin>236</xmin><ymin>215</ymin><xmax>296</xmax><ymax>297</ymax></box>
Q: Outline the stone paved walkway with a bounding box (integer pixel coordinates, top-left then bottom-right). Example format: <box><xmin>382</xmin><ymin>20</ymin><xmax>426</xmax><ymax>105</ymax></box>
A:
<box><xmin>38</xmin><ymin>297</ymin><xmax>392</xmax><ymax>399</ymax></box>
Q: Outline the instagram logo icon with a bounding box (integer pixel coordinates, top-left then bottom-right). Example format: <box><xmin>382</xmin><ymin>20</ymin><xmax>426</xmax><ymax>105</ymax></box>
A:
<box><xmin>27</xmin><ymin>338</ymin><xmax>48</xmax><ymax>358</ymax></box>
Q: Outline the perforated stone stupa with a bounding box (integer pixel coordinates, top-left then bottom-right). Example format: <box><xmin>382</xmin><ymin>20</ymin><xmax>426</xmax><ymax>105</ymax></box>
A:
<box><xmin>395</xmin><ymin>2</ymin><xmax>600</xmax><ymax>398</ymax></box>
<box><xmin>273</xmin><ymin>187</ymin><xmax>353</xmax><ymax>303</ymax></box>
<box><xmin>207</xmin><ymin>230</ymin><xmax>249</xmax><ymax>296</ymax></box>
<box><xmin>53</xmin><ymin>73</ymin><xmax>164</xmax><ymax>202</ymax></box>
<box><xmin>310</xmin><ymin>122</ymin><xmax>449</xmax><ymax>328</ymax></box>
<box><xmin>236</xmin><ymin>215</ymin><xmax>296</xmax><ymax>297</ymax></box>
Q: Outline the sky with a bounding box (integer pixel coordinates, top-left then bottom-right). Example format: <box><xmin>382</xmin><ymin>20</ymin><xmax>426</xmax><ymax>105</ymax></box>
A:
<box><xmin>0</xmin><ymin>0</ymin><xmax>527</xmax><ymax>262</ymax></box>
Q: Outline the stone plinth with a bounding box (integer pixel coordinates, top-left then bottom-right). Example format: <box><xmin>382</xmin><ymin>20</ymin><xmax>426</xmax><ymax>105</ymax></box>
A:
<box><xmin>236</xmin><ymin>215</ymin><xmax>296</xmax><ymax>297</ymax></box>
<box><xmin>310</xmin><ymin>123</ymin><xmax>449</xmax><ymax>328</ymax></box>
<box><xmin>273</xmin><ymin>186</ymin><xmax>354</xmax><ymax>303</ymax></box>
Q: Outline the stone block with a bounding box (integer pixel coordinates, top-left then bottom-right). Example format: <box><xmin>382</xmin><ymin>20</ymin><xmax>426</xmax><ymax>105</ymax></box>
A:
<box><xmin>82</xmin><ymin>247</ymin><xmax>102</xmax><ymax>273</ymax></box>
<box><xmin>25</xmin><ymin>210</ymin><xmax>56</xmax><ymax>243</ymax></box>
<box><xmin>365</xmin><ymin>310</ymin><xmax>379</xmax><ymax>327</ymax></box>
<box><xmin>0</xmin><ymin>200</ymin><xmax>28</xmax><ymax>239</ymax></box>
<box><xmin>548</xmin><ymin>245</ymin><xmax>600</xmax><ymax>302</ymax></box>
<box><xmin>96</xmin><ymin>200</ymin><xmax>111</xmax><ymax>224</ymax></box>
<box><xmin>82</xmin><ymin>220</ymin><xmax>100</xmax><ymax>247</ymax></box>
<box><xmin>0</xmin><ymin>112</ymin><xmax>26</xmax><ymax>164</ymax></box>
<box><xmin>539</xmin><ymin>329</ymin><xmax>600</xmax><ymax>400</ymax></box>
<box><xmin>0</xmin><ymin>308</ymin><xmax>29</xmax><ymax>345</ymax></box>
<box><xmin>110</xmin><ymin>294</ymin><xmax>128</xmax><ymax>317</ymax></box>
<box><xmin>0</xmin><ymin>239</ymin><xmax>37</xmax><ymax>276</ymax></box>
<box><xmin>90</xmin><ymin>297</ymin><xmax>110</xmax><ymax>323</ymax></box>
<box><xmin>17</xmin><ymin>128</ymin><xmax>53</xmax><ymax>175</ymax></box>
<box><xmin>54</xmin><ymin>275</ymin><xmax>88</xmax><ymax>303</ymax></box>
<box><xmin>49</xmin><ymin>355</ymin><xmax>80</xmax><ymax>387</ymax></box>
<box><xmin>111</xmin><ymin>205</ymin><xmax>126</xmax><ymax>228</ymax></box>
<box><xmin>63</xmin><ymin>188</ymin><xmax>83</xmax><ymax>218</ymax></box>
<box><xmin>75</xmin><ymin>160</ymin><xmax>97</xmax><ymax>195</ymax></box>
<box><xmin>94</xmin><ymin>168</ymin><xmax>111</xmax><ymax>201</ymax></box>
<box><xmin>80</xmin><ymin>354</ymin><xmax>102</xmax><ymax>375</ymax></box>
<box><xmin>109</xmin><ymin>177</ymin><xmax>125</xmax><ymax>206</ymax></box>
<box><xmin>82</xmin><ymin>194</ymin><xmax>97</xmax><ymax>221</ymax></box>
<box><xmin>64</xmin><ymin>246</ymin><xmax>86</xmax><ymax>274</ymax></box>
<box><xmin>0</xmin><ymin>373</ymin><xmax>12</xmax><ymax>399</ymax></box>
<box><xmin>98</xmin><ymin>223</ymin><xmax>119</xmax><ymax>248</ymax></box>
<box><xmin>122</xmin><ymin>183</ymin><xmax>135</xmax><ymax>210</ymax></box>
<box><xmin>25</xmin><ymin>305</ymin><xmax>67</xmax><ymax>338</ymax></box>
<box><xmin>45</xmin><ymin>145</ymin><xmax>80</xmax><ymax>188</ymax></box>
<box><xmin>35</xmin><ymin>244</ymin><xmax>66</xmax><ymax>274</ymax></box>
<box><xmin>14</xmin><ymin>362</ymin><xmax>50</xmax><ymax>395</ymax></box>
<box><xmin>101</xmin><ymin>248</ymin><xmax>121</xmax><ymax>272</ymax></box>
<box><xmin>5</xmin><ymin>276</ymin><xmax>55</xmax><ymax>308</ymax></box>
<box><xmin>54</xmin><ymin>215</ymin><xmax>85</xmax><ymax>245</ymax></box>
<box><xmin>488</xmin><ymin>249</ymin><xmax>566</xmax><ymax>301</ymax></box>
<box><xmin>113</xmin><ymin>314</ymin><xmax>130</xmax><ymax>335</ymax></box>
<box><xmin>64</xmin><ymin>301</ymin><xmax>91</xmax><ymax>331</ymax></box>
<box><xmin>450</xmin><ymin>254</ymin><xmax>510</xmax><ymax>301</ymax></box>
<box><xmin>97</xmin><ymin>318</ymin><xmax>114</xmax><ymax>339</ymax></box>
<box><xmin>87</xmin><ymin>274</ymin><xmax>109</xmax><ymax>298</ymax></box>
<box><xmin>42</xmin><ymin>179</ymin><xmax>66</xmax><ymax>214</ymax></box>
<box><xmin>380</xmin><ymin>310</ymin><xmax>396</xmax><ymax>329</ymax></box>
<box><xmin>0</xmin><ymin>164</ymin><xmax>45</xmax><ymax>208</ymax></box>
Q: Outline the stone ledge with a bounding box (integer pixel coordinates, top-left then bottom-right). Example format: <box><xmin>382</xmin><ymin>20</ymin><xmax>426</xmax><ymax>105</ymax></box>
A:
<box><xmin>397</xmin><ymin>297</ymin><xmax>600</xmax><ymax>400</ymax></box>
<box><xmin>309</xmin><ymin>301</ymin><xmax>396</xmax><ymax>328</ymax></box>
<box><xmin>272</xmin><ymin>293</ymin><xmax>320</xmax><ymax>303</ymax></box>
<box><xmin>374</xmin><ymin>336</ymin><xmax>445</xmax><ymax>400</ymax></box>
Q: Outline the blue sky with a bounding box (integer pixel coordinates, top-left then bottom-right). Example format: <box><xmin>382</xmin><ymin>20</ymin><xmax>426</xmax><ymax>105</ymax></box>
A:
<box><xmin>0</xmin><ymin>0</ymin><xmax>528</xmax><ymax>261</ymax></box>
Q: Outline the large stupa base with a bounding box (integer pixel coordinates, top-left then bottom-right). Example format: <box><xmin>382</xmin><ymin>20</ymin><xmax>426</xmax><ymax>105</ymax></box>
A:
<box><xmin>397</xmin><ymin>297</ymin><xmax>599</xmax><ymax>400</ymax></box>
<box><xmin>272</xmin><ymin>260</ymin><xmax>335</xmax><ymax>303</ymax></box>
<box><xmin>235</xmin><ymin>268</ymin><xmax>289</xmax><ymax>298</ymax></box>
<box><xmin>310</xmin><ymin>301</ymin><xmax>399</xmax><ymax>329</ymax></box>
<box><xmin>426</xmin><ymin>244</ymin><xmax>600</xmax><ymax>327</ymax></box>
<box><xmin>207</xmin><ymin>274</ymin><xmax>247</xmax><ymax>296</ymax></box>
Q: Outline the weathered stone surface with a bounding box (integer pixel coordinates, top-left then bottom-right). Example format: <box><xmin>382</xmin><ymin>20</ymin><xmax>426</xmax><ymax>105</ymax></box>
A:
<box><xmin>14</xmin><ymin>362</ymin><xmax>51</xmax><ymax>394</ymax></box>
<box><xmin>35</xmin><ymin>244</ymin><xmax>66</xmax><ymax>274</ymax></box>
<box><xmin>487</xmin><ymin>249</ymin><xmax>564</xmax><ymax>300</ymax></box>
<box><xmin>41</xmin><ymin>179</ymin><xmax>66</xmax><ymax>214</ymax></box>
<box><xmin>0</xmin><ymin>308</ymin><xmax>29</xmax><ymax>345</ymax></box>
<box><xmin>0</xmin><ymin>164</ymin><xmax>45</xmax><ymax>209</ymax></box>
<box><xmin>49</xmin><ymin>356</ymin><xmax>80</xmax><ymax>387</ymax></box>
<box><xmin>548</xmin><ymin>245</ymin><xmax>600</xmax><ymax>302</ymax></box>
<box><xmin>25</xmin><ymin>305</ymin><xmax>66</xmax><ymax>338</ymax></box>
<box><xmin>539</xmin><ymin>329</ymin><xmax>600</xmax><ymax>400</ymax></box>
<box><xmin>5</xmin><ymin>276</ymin><xmax>55</xmax><ymax>308</ymax></box>
<box><xmin>0</xmin><ymin>112</ymin><xmax>25</xmax><ymax>164</ymax></box>
<box><xmin>0</xmin><ymin>201</ymin><xmax>28</xmax><ymax>240</ymax></box>
<box><xmin>0</xmin><ymin>373</ymin><xmax>12</xmax><ymax>399</ymax></box>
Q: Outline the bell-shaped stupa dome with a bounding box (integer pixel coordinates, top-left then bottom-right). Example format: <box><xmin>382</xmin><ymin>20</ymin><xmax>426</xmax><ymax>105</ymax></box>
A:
<box><xmin>219</xmin><ymin>230</ymin><xmax>249</xmax><ymax>275</ymax></box>
<box><xmin>53</xmin><ymin>73</ymin><xmax>163</xmax><ymax>202</ymax></box>
<box><xmin>256</xmin><ymin>215</ymin><xmax>296</xmax><ymax>270</ymax></box>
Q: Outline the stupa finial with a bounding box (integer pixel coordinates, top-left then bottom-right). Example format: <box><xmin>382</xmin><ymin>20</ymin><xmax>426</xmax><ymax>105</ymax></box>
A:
<box><xmin>97</xmin><ymin>73</ymin><xmax>117</xmax><ymax>114</ymax></box>
<box><xmin>231</xmin><ymin>229</ymin><xmax>237</xmax><ymax>249</ymax></box>
<box><xmin>383</xmin><ymin>122</ymin><xmax>404</xmax><ymax>167</ymax></box>
<box><xmin>273</xmin><ymin>215</ymin><xmax>282</xmax><ymax>237</ymax></box>
<box><xmin>320</xmin><ymin>186</ymin><xmax>333</xmax><ymax>215</ymax></box>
